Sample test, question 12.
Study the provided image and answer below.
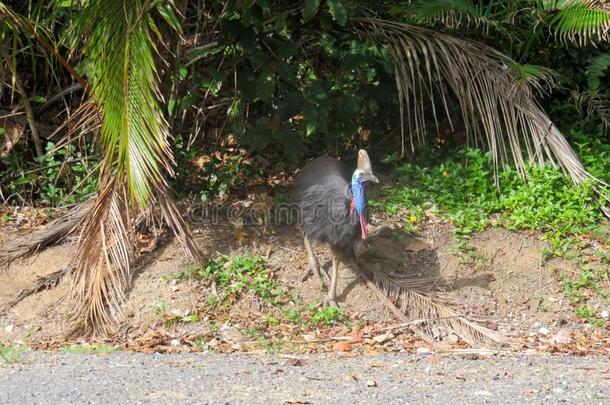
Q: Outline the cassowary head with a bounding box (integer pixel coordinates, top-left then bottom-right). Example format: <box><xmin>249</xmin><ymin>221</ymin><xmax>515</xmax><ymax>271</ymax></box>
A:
<box><xmin>351</xmin><ymin>149</ymin><xmax>379</xmax><ymax>240</ymax></box>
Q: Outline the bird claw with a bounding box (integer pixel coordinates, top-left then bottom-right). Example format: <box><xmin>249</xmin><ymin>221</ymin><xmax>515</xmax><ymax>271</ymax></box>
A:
<box><xmin>302</xmin><ymin>267</ymin><xmax>327</xmax><ymax>289</ymax></box>
<box><xmin>323</xmin><ymin>298</ymin><xmax>339</xmax><ymax>308</ymax></box>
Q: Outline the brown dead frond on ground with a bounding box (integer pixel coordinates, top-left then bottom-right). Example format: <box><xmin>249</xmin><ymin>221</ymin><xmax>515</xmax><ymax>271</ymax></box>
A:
<box><xmin>66</xmin><ymin>167</ymin><xmax>134</xmax><ymax>336</ymax></box>
<box><xmin>364</xmin><ymin>265</ymin><xmax>511</xmax><ymax>347</ymax></box>
<box><xmin>0</xmin><ymin>202</ymin><xmax>91</xmax><ymax>267</ymax></box>
<box><xmin>65</xmin><ymin>167</ymin><xmax>202</xmax><ymax>336</ymax></box>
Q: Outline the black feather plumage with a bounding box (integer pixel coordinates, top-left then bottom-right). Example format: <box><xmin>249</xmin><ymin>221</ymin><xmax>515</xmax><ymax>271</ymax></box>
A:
<box><xmin>292</xmin><ymin>156</ymin><xmax>360</xmax><ymax>251</ymax></box>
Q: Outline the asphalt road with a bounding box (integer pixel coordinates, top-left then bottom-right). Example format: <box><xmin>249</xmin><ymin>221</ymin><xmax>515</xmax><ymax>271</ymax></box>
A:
<box><xmin>1</xmin><ymin>352</ymin><xmax>608</xmax><ymax>404</ymax></box>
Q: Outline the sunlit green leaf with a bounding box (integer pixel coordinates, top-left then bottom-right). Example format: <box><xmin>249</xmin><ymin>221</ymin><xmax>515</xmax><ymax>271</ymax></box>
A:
<box><xmin>326</xmin><ymin>0</ymin><xmax>348</xmax><ymax>26</ymax></box>
<box><xmin>179</xmin><ymin>65</ymin><xmax>187</xmax><ymax>80</ymax></box>
<box><xmin>29</xmin><ymin>95</ymin><xmax>46</xmax><ymax>103</ymax></box>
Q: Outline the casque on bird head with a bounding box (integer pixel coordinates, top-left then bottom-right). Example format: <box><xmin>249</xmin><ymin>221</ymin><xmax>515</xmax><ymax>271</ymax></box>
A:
<box><xmin>351</xmin><ymin>150</ymin><xmax>378</xmax><ymax>240</ymax></box>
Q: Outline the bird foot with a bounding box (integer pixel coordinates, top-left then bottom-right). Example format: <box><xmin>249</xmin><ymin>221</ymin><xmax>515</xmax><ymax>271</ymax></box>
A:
<box><xmin>323</xmin><ymin>298</ymin><xmax>339</xmax><ymax>308</ymax></box>
<box><xmin>302</xmin><ymin>266</ymin><xmax>329</xmax><ymax>290</ymax></box>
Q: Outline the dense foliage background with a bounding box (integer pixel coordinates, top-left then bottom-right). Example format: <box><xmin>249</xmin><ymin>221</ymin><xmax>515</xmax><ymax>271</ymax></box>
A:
<box><xmin>1</xmin><ymin>0</ymin><xmax>608</xmax><ymax>206</ymax></box>
<box><xmin>1</xmin><ymin>0</ymin><xmax>609</xmax><ymax>334</ymax></box>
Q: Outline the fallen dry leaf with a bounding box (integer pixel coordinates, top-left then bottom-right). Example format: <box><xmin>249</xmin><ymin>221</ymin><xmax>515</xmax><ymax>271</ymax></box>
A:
<box><xmin>285</xmin><ymin>358</ymin><xmax>306</xmax><ymax>367</ymax></box>
<box><xmin>332</xmin><ymin>341</ymin><xmax>353</xmax><ymax>352</ymax></box>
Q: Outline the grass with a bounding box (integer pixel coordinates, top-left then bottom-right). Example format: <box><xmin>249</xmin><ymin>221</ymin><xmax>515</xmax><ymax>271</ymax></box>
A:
<box><xmin>165</xmin><ymin>253</ymin><xmax>288</xmax><ymax>308</ymax></box>
<box><xmin>374</xmin><ymin>145</ymin><xmax>609</xmax><ymax>326</ymax></box>
<box><xmin>165</xmin><ymin>256</ymin><xmax>353</xmax><ymax>353</ymax></box>
<box><xmin>165</xmin><ymin>313</ymin><xmax>201</xmax><ymax>327</ymax></box>
<box><xmin>152</xmin><ymin>301</ymin><xmax>168</xmax><ymax>317</ymax></box>
<box><xmin>236</xmin><ymin>305</ymin><xmax>350</xmax><ymax>353</ymax></box>
<box><xmin>241</xmin><ymin>326</ymin><xmax>282</xmax><ymax>353</ymax></box>
<box><xmin>61</xmin><ymin>343</ymin><xmax>115</xmax><ymax>355</ymax></box>
<box><xmin>308</xmin><ymin>304</ymin><xmax>348</xmax><ymax>326</ymax></box>
<box><xmin>0</xmin><ymin>344</ymin><xmax>27</xmax><ymax>364</ymax></box>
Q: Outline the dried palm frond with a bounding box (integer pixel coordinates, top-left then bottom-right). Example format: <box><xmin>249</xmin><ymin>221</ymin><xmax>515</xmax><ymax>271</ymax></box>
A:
<box><xmin>0</xmin><ymin>201</ymin><xmax>90</xmax><ymax>267</ymax></box>
<box><xmin>353</xmin><ymin>18</ymin><xmax>609</xmax><ymax>210</ymax></box>
<box><xmin>158</xmin><ymin>187</ymin><xmax>203</xmax><ymax>263</ymax></box>
<box><xmin>67</xmin><ymin>170</ymin><xmax>133</xmax><ymax>335</ymax></box>
<box><xmin>572</xmin><ymin>90</ymin><xmax>610</xmax><ymax>132</ymax></box>
<box><xmin>356</xmin><ymin>263</ymin><xmax>511</xmax><ymax>347</ymax></box>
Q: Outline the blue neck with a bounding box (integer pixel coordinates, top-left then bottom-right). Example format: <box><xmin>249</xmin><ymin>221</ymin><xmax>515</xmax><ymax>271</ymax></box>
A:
<box><xmin>351</xmin><ymin>176</ymin><xmax>366</xmax><ymax>216</ymax></box>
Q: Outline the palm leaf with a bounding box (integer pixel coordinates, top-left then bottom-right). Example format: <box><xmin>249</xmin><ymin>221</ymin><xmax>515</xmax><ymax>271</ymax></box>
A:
<box><xmin>543</xmin><ymin>0</ymin><xmax>610</xmax><ymax>45</ymax></box>
<box><xmin>67</xmin><ymin>166</ymin><xmax>134</xmax><ymax>335</ymax></box>
<box><xmin>402</xmin><ymin>0</ymin><xmax>506</xmax><ymax>33</ymax></box>
<box><xmin>349</xmin><ymin>259</ymin><xmax>510</xmax><ymax>347</ymax></box>
<box><xmin>572</xmin><ymin>90</ymin><xmax>610</xmax><ymax>132</ymax></box>
<box><xmin>79</xmin><ymin>0</ymin><xmax>174</xmax><ymax>207</ymax></box>
<box><xmin>353</xmin><ymin>18</ymin><xmax>609</xmax><ymax>208</ymax></box>
<box><xmin>0</xmin><ymin>202</ymin><xmax>90</xmax><ymax>267</ymax></box>
<box><xmin>64</xmin><ymin>0</ymin><xmax>201</xmax><ymax>334</ymax></box>
<box><xmin>370</xmin><ymin>269</ymin><xmax>512</xmax><ymax>347</ymax></box>
<box><xmin>585</xmin><ymin>53</ymin><xmax>610</xmax><ymax>93</ymax></box>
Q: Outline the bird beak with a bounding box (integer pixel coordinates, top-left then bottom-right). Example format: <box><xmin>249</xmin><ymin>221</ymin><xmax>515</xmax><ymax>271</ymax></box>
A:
<box><xmin>357</xmin><ymin>149</ymin><xmax>379</xmax><ymax>184</ymax></box>
<box><xmin>360</xmin><ymin>173</ymin><xmax>379</xmax><ymax>184</ymax></box>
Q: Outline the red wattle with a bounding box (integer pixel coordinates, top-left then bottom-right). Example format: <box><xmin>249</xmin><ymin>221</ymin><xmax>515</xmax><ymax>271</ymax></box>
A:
<box><xmin>359</xmin><ymin>213</ymin><xmax>367</xmax><ymax>240</ymax></box>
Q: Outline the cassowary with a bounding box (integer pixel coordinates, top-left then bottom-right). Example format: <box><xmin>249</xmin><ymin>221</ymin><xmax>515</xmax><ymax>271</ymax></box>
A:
<box><xmin>291</xmin><ymin>150</ymin><xmax>507</xmax><ymax>347</ymax></box>
<box><xmin>292</xmin><ymin>149</ymin><xmax>379</xmax><ymax>306</ymax></box>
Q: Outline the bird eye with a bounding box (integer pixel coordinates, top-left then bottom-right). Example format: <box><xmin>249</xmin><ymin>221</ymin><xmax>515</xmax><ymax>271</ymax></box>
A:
<box><xmin>358</xmin><ymin>172</ymin><xmax>363</xmax><ymax>177</ymax></box>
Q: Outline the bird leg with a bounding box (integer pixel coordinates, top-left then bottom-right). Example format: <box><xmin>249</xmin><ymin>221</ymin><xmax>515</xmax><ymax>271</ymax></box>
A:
<box><xmin>301</xmin><ymin>236</ymin><xmax>325</xmax><ymax>286</ymax></box>
<box><xmin>325</xmin><ymin>250</ymin><xmax>340</xmax><ymax>307</ymax></box>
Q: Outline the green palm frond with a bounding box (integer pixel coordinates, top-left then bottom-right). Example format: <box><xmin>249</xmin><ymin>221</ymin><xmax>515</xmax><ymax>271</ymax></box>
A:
<box><xmin>65</xmin><ymin>0</ymin><xmax>201</xmax><ymax>335</ymax></box>
<box><xmin>543</xmin><ymin>0</ymin><xmax>610</xmax><ymax>45</ymax></box>
<box><xmin>502</xmin><ymin>60</ymin><xmax>559</xmax><ymax>95</ymax></box>
<box><xmin>585</xmin><ymin>53</ymin><xmax>610</xmax><ymax>93</ymax></box>
<box><xmin>80</xmin><ymin>0</ymin><xmax>174</xmax><ymax>207</ymax></box>
<box><xmin>354</xmin><ymin>18</ymin><xmax>608</xmax><ymax>200</ymax></box>
<box><xmin>401</xmin><ymin>0</ymin><xmax>507</xmax><ymax>33</ymax></box>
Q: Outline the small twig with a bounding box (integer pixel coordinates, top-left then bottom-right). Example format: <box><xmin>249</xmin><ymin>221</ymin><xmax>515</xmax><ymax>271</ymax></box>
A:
<box><xmin>1</xmin><ymin>44</ymin><xmax>44</xmax><ymax>158</ymax></box>
<box><xmin>437</xmin><ymin>348</ymin><xmax>501</xmax><ymax>356</ymax></box>
<box><xmin>304</xmin><ymin>375</ymin><xmax>326</xmax><ymax>381</ymax></box>
<box><xmin>35</xmin><ymin>83</ymin><xmax>83</xmax><ymax>118</ymax></box>
<box><xmin>184</xmin><ymin>41</ymin><xmax>219</xmax><ymax>67</ymax></box>
<box><xmin>0</xmin><ymin>111</ymin><xmax>25</xmax><ymax>120</ymax></box>
<box><xmin>276</xmin><ymin>245</ymin><xmax>298</xmax><ymax>254</ymax></box>
<box><xmin>379</xmin><ymin>316</ymin><xmax>463</xmax><ymax>331</ymax></box>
